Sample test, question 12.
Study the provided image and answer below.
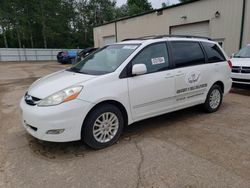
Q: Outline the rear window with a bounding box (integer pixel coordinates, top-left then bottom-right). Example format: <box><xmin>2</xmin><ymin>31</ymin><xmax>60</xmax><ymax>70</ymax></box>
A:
<box><xmin>171</xmin><ymin>41</ymin><xmax>205</xmax><ymax>68</ymax></box>
<box><xmin>202</xmin><ymin>42</ymin><xmax>226</xmax><ymax>63</ymax></box>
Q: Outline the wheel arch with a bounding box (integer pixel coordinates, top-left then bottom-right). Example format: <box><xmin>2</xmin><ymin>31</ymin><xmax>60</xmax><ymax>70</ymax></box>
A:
<box><xmin>213</xmin><ymin>81</ymin><xmax>224</xmax><ymax>93</ymax></box>
<box><xmin>81</xmin><ymin>100</ymin><xmax>129</xmax><ymax>138</ymax></box>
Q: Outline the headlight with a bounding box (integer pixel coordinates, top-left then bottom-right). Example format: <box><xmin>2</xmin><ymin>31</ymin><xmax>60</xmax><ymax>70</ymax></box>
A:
<box><xmin>38</xmin><ymin>86</ymin><xmax>83</xmax><ymax>107</ymax></box>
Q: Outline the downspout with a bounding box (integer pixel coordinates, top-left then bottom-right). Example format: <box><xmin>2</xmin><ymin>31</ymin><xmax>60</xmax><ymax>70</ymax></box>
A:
<box><xmin>239</xmin><ymin>0</ymin><xmax>246</xmax><ymax>49</ymax></box>
<box><xmin>115</xmin><ymin>21</ymin><xmax>118</xmax><ymax>42</ymax></box>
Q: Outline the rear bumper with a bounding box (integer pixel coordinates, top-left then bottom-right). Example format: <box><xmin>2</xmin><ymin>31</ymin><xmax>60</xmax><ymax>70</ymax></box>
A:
<box><xmin>223</xmin><ymin>78</ymin><xmax>232</xmax><ymax>95</ymax></box>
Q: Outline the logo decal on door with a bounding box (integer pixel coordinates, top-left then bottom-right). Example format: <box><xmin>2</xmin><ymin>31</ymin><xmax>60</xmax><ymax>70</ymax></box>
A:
<box><xmin>185</xmin><ymin>71</ymin><xmax>201</xmax><ymax>85</ymax></box>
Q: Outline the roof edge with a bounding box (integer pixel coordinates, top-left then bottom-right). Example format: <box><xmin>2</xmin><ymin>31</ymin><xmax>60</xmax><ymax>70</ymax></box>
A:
<box><xmin>94</xmin><ymin>0</ymin><xmax>201</xmax><ymax>28</ymax></box>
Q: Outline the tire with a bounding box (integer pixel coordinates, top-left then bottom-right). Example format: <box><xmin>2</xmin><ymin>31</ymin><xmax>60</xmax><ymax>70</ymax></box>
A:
<box><xmin>203</xmin><ymin>84</ymin><xmax>223</xmax><ymax>113</ymax></box>
<box><xmin>82</xmin><ymin>104</ymin><xmax>124</xmax><ymax>149</ymax></box>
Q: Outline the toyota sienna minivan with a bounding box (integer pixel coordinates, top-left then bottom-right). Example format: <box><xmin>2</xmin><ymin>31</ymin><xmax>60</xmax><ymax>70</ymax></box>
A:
<box><xmin>20</xmin><ymin>35</ymin><xmax>232</xmax><ymax>149</ymax></box>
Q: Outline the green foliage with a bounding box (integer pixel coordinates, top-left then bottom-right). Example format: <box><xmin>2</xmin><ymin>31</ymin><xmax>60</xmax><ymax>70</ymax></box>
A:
<box><xmin>0</xmin><ymin>0</ymin><xmax>154</xmax><ymax>48</ymax></box>
<box><xmin>127</xmin><ymin>0</ymin><xmax>153</xmax><ymax>15</ymax></box>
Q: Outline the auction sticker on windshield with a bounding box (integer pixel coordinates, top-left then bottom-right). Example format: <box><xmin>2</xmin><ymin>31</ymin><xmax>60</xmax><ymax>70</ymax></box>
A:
<box><xmin>151</xmin><ymin>57</ymin><xmax>165</xmax><ymax>65</ymax></box>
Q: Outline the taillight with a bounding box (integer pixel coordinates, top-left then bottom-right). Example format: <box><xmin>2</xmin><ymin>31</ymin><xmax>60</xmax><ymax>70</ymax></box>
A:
<box><xmin>227</xmin><ymin>60</ymin><xmax>232</xmax><ymax>69</ymax></box>
<box><xmin>63</xmin><ymin>51</ymin><xmax>68</xmax><ymax>57</ymax></box>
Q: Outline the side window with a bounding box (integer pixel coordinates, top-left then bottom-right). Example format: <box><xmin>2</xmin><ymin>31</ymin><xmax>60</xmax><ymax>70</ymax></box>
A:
<box><xmin>202</xmin><ymin>42</ymin><xmax>226</xmax><ymax>63</ymax></box>
<box><xmin>171</xmin><ymin>41</ymin><xmax>205</xmax><ymax>68</ymax></box>
<box><xmin>132</xmin><ymin>43</ymin><xmax>169</xmax><ymax>74</ymax></box>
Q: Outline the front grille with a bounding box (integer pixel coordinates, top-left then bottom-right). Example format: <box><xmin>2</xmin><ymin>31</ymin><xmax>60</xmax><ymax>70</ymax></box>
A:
<box><xmin>242</xmin><ymin>67</ymin><xmax>250</xmax><ymax>73</ymax></box>
<box><xmin>232</xmin><ymin>78</ymin><xmax>250</xmax><ymax>83</ymax></box>
<box><xmin>24</xmin><ymin>93</ymin><xmax>41</xmax><ymax>106</ymax></box>
<box><xmin>232</xmin><ymin>66</ymin><xmax>250</xmax><ymax>74</ymax></box>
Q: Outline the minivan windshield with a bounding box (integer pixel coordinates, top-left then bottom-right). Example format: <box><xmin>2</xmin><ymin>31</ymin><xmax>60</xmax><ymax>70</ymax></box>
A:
<box><xmin>234</xmin><ymin>45</ymin><xmax>250</xmax><ymax>58</ymax></box>
<box><xmin>68</xmin><ymin>44</ymin><xmax>139</xmax><ymax>75</ymax></box>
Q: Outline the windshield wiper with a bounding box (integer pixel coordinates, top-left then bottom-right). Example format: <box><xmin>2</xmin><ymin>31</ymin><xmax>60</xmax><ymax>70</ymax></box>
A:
<box><xmin>67</xmin><ymin>67</ymin><xmax>82</xmax><ymax>73</ymax></box>
<box><xmin>234</xmin><ymin>56</ymin><xmax>250</xmax><ymax>58</ymax></box>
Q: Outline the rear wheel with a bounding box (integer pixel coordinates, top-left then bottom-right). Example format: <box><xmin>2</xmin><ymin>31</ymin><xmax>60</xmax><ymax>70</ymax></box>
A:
<box><xmin>82</xmin><ymin>104</ymin><xmax>124</xmax><ymax>149</ymax></box>
<box><xmin>203</xmin><ymin>84</ymin><xmax>223</xmax><ymax>113</ymax></box>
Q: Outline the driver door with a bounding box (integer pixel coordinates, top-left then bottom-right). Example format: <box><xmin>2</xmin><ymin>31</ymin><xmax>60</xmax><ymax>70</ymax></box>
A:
<box><xmin>127</xmin><ymin>42</ymin><xmax>176</xmax><ymax>121</ymax></box>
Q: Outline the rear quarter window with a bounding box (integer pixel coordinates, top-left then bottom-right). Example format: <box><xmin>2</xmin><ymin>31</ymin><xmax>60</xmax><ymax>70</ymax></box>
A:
<box><xmin>202</xmin><ymin>42</ymin><xmax>226</xmax><ymax>63</ymax></box>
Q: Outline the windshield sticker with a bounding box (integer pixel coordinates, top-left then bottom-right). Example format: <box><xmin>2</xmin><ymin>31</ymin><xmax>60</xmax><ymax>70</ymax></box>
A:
<box><xmin>122</xmin><ymin>45</ymin><xmax>137</xmax><ymax>50</ymax></box>
<box><xmin>185</xmin><ymin>71</ymin><xmax>201</xmax><ymax>85</ymax></box>
<box><xmin>151</xmin><ymin>57</ymin><xmax>165</xmax><ymax>65</ymax></box>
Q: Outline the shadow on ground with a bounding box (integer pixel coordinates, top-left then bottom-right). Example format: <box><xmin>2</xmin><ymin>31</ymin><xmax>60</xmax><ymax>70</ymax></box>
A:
<box><xmin>26</xmin><ymin>106</ymin><xmax>202</xmax><ymax>160</ymax></box>
<box><xmin>231</xmin><ymin>84</ymin><xmax>250</xmax><ymax>96</ymax></box>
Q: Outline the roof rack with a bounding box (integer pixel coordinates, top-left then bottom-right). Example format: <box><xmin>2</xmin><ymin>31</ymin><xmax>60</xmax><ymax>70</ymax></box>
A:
<box><xmin>122</xmin><ymin>35</ymin><xmax>157</xmax><ymax>41</ymax></box>
<box><xmin>122</xmin><ymin>34</ymin><xmax>211</xmax><ymax>41</ymax></box>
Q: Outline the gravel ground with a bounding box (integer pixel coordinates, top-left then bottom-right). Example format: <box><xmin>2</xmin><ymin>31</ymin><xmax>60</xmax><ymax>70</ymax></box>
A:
<box><xmin>0</xmin><ymin>61</ymin><xmax>250</xmax><ymax>188</ymax></box>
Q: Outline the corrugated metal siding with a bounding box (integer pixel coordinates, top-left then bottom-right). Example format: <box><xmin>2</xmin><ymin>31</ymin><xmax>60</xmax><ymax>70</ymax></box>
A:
<box><xmin>94</xmin><ymin>0</ymin><xmax>248</xmax><ymax>55</ymax></box>
<box><xmin>94</xmin><ymin>23</ymin><xmax>116</xmax><ymax>47</ymax></box>
<box><xmin>170</xmin><ymin>21</ymin><xmax>210</xmax><ymax>37</ymax></box>
<box><xmin>0</xmin><ymin>48</ymin><xmax>82</xmax><ymax>62</ymax></box>
<box><xmin>243</xmin><ymin>0</ymin><xmax>250</xmax><ymax>47</ymax></box>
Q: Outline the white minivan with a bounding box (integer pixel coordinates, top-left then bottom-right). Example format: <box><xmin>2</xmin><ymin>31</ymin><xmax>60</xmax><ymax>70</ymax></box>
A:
<box><xmin>20</xmin><ymin>36</ymin><xmax>232</xmax><ymax>149</ymax></box>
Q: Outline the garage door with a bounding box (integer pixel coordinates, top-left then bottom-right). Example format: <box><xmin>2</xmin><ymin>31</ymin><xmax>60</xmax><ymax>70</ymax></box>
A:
<box><xmin>170</xmin><ymin>21</ymin><xmax>210</xmax><ymax>38</ymax></box>
<box><xmin>103</xmin><ymin>35</ymin><xmax>116</xmax><ymax>46</ymax></box>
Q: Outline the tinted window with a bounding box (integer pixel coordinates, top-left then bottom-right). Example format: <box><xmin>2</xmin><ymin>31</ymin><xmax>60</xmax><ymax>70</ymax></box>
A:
<box><xmin>202</xmin><ymin>42</ymin><xmax>226</xmax><ymax>62</ymax></box>
<box><xmin>132</xmin><ymin>43</ymin><xmax>169</xmax><ymax>74</ymax></box>
<box><xmin>171</xmin><ymin>41</ymin><xmax>205</xmax><ymax>68</ymax></box>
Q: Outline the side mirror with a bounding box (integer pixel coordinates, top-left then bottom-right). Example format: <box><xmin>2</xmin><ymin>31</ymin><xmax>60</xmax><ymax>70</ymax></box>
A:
<box><xmin>132</xmin><ymin>64</ymin><xmax>147</xmax><ymax>76</ymax></box>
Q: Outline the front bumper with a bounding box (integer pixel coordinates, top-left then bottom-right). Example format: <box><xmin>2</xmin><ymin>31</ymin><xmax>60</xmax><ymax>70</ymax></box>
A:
<box><xmin>20</xmin><ymin>97</ymin><xmax>92</xmax><ymax>142</ymax></box>
<box><xmin>231</xmin><ymin>73</ymin><xmax>250</xmax><ymax>85</ymax></box>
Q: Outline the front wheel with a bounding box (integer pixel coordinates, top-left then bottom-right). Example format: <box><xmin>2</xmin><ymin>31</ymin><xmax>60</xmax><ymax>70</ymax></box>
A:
<box><xmin>203</xmin><ymin>84</ymin><xmax>223</xmax><ymax>113</ymax></box>
<box><xmin>82</xmin><ymin>104</ymin><xmax>124</xmax><ymax>149</ymax></box>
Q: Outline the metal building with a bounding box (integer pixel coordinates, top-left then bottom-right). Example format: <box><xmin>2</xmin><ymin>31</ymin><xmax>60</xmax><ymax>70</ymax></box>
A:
<box><xmin>93</xmin><ymin>0</ymin><xmax>249</xmax><ymax>55</ymax></box>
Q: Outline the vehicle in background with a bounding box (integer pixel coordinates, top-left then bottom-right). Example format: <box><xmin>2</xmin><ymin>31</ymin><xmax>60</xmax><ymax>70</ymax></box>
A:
<box><xmin>57</xmin><ymin>50</ymin><xmax>77</xmax><ymax>64</ymax></box>
<box><xmin>231</xmin><ymin>44</ymin><xmax>250</xmax><ymax>85</ymax></box>
<box><xmin>74</xmin><ymin>47</ymin><xmax>98</xmax><ymax>64</ymax></box>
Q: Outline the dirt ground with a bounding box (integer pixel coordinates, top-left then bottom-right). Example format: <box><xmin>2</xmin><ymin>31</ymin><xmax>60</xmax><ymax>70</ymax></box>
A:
<box><xmin>0</xmin><ymin>61</ymin><xmax>250</xmax><ymax>188</ymax></box>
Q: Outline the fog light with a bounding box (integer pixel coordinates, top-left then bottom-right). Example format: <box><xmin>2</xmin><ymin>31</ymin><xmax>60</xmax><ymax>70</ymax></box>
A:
<box><xmin>46</xmin><ymin>129</ymin><xmax>65</xmax><ymax>135</ymax></box>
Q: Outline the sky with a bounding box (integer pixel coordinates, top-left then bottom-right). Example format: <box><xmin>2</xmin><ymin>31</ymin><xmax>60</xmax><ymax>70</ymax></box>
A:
<box><xmin>116</xmin><ymin>0</ymin><xmax>180</xmax><ymax>8</ymax></box>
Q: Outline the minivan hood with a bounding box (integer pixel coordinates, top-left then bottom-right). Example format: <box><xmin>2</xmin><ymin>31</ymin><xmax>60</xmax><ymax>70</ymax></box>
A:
<box><xmin>28</xmin><ymin>70</ymin><xmax>96</xmax><ymax>99</ymax></box>
<box><xmin>231</xmin><ymin>58</ymin><xmax>250</xmax><ymax>67</ymax></box>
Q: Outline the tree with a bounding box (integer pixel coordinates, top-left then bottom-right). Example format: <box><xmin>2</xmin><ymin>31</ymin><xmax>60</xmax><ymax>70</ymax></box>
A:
<box><xmin>0</xmin><ymin>0</ymin><xmax>9</xmax><ymax>48</ymax></box>
<box><xmin>0</xmin><ymin>0</ymin><xmax>155</xmax><ymax>48</ymax></box>
<box><xmin>127</xmin><ymin>0</ymin><xmax>153</xmax><ymax>15</ymax></box>
<box><xmin>115</xmin><ymin>4</ymin><xmax>129</xmax><ymax>18</ymax></box>
<box><xmin>74</xmin><ymin>0</ymin><xmax>117</xmax><ymax>47</ymax></box>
